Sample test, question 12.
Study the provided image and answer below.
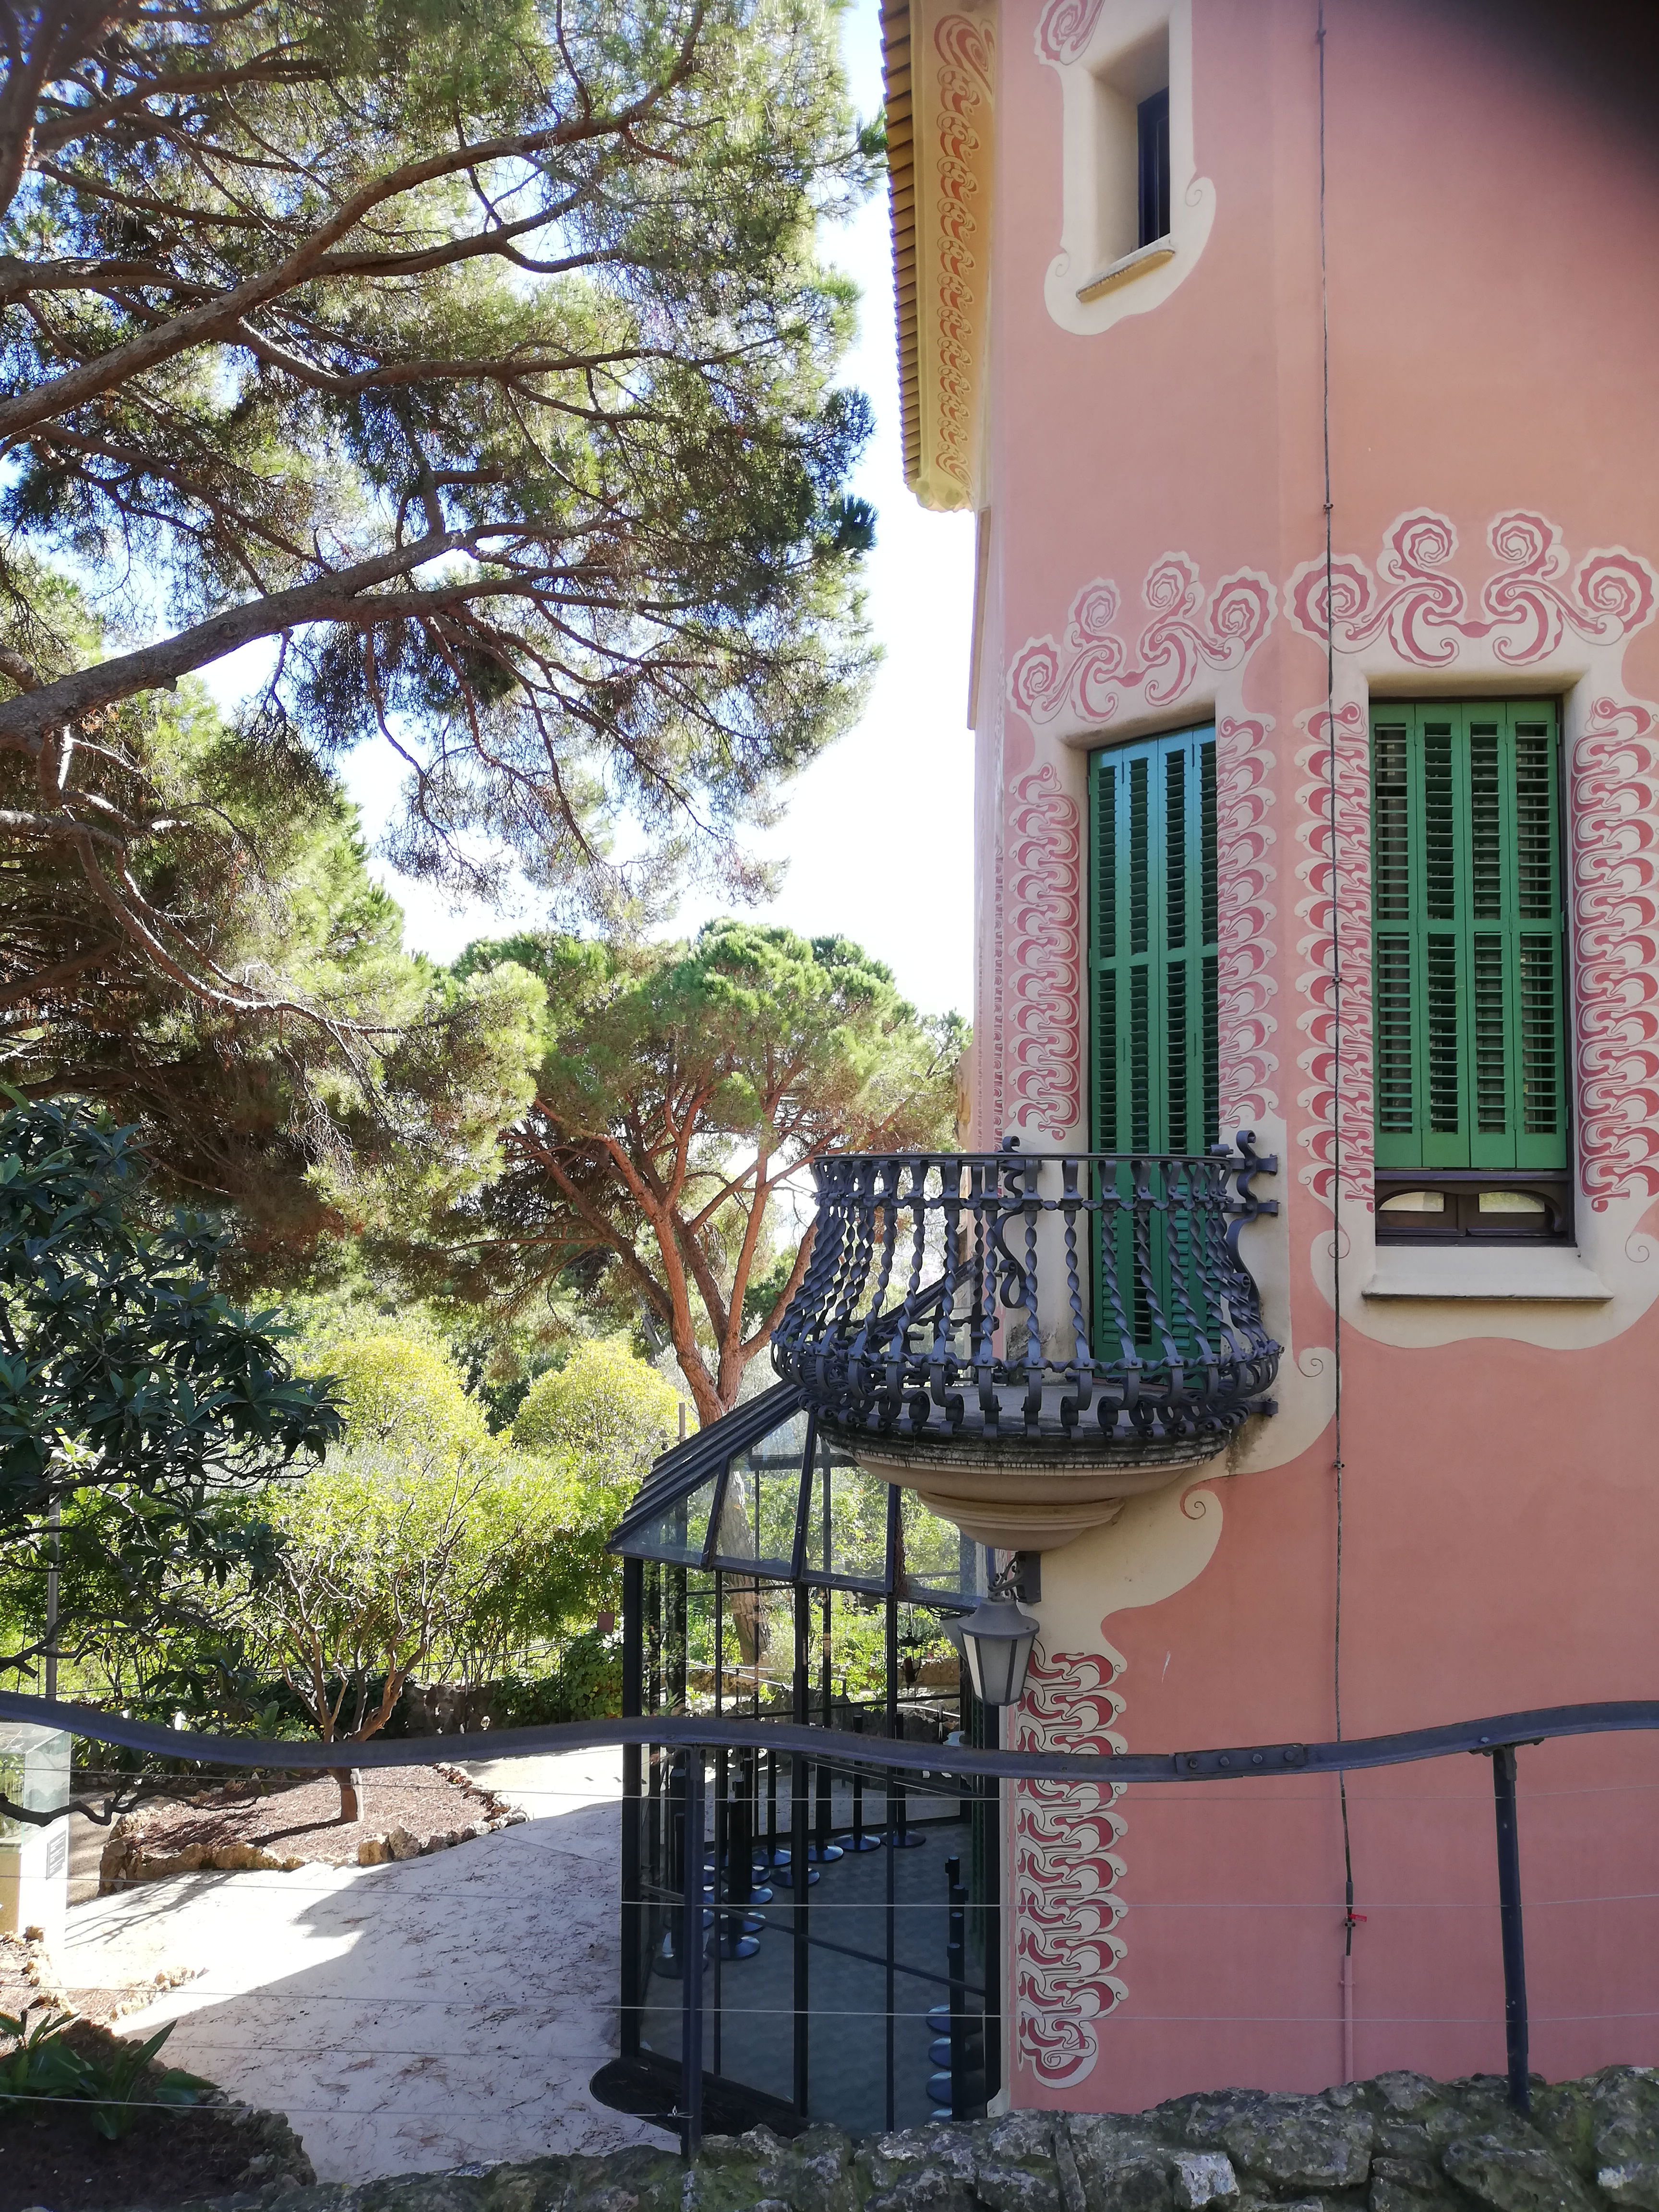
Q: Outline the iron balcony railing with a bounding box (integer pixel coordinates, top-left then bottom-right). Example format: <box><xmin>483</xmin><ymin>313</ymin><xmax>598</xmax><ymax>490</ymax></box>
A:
<box><xmin>770</xmin><ymin>1139</ymin><xmax>1281</xmax><ymax>1453</ymax></box>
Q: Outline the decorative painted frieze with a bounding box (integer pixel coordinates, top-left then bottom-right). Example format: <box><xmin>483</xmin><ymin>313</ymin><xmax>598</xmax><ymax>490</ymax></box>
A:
<box><xmin>1008</xmin><ymin>559</ymin><xmax>1276</xmax><ymax>735</ymax></box>
<box><xmin>1012</xmin><ymin>1642</ymin><xmax>1128</xmax><ymax>2090</ymax></box>
<box><xmin>1287</xmin><ymin>510</ymin><xmax>1656</xmax><ymax>666</ymax></box>
<box><xmin>1573</xmin><ymin>696</ymin><xmax>1659</xmax><ymax>1212</ymax></box>
<box><xmin>1006</xmin><ymin>764</ymin><xmax>1083</xmax><ymax>1142</ymax></box>
<box><xmin>1215</xmin><ymin>714</ymin><xmax>1279</xmax><ymax>1127</ymax></box>
<box><xmin>1292</xmin><ymin>702</ymin><xmax>1373</xmax><ymax>1207</ymax></box>
<box><xmin>1034</xmin><ymin>0</ymin><xmax>1107</xmax><ymax>65</ymax></box>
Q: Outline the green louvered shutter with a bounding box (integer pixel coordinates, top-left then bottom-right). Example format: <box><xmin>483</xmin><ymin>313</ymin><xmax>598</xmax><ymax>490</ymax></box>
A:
<box><xmin>1371</xmin><ymin>702</ymin><xmax>1567</xmax><ymax>1171</ymax></box>
<box><xmin>1089</xmin><ymin>726</ymin><xmax>1219</xmax><ymax>1156</ymax></box>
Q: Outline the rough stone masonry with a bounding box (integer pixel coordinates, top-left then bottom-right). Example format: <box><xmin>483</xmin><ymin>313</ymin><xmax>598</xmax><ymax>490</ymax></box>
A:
<box><xmin>165</xmin><ymin>2066</ymin><xmax>1659</xmax><ymax>2212</ymax></box>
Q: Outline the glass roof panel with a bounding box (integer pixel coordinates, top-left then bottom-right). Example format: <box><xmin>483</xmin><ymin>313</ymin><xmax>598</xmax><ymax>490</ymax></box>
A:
<box><xmin>610</xmin><ymin>1468</ymin><xmax>722</xmax><ymax>1565</ymax></box>
<box><xmin>800</xmin><ymin>1429</ymin><xmax>893</xmax><ymax>1593</ymax></box>
<box><xmin>709</xmin><ymin>1406</ymin><xmax>810</xmax><ymax>1576</ymax></box>
<box><xmin>607</xmin><ymin>1380</ymin><xmax>804</xmax><ymax>1567</ymax></box>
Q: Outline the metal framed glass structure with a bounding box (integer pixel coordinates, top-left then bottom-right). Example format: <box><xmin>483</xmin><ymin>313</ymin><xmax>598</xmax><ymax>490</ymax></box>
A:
<box><xmin>595</xmin><ymin>1385</ymin><xmax>1002</xmax><ymax>2137</ymax></box>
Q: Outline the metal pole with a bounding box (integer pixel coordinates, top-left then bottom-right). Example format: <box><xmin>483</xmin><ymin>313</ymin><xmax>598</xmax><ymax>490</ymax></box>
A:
<box><xmin>1490</xmin><ymin>1745</ymin><xmax>1530</xmax><ymax>2113</ymax></box>
<box><xmin>620</xmin><ymin>1557</ymin><xmax>644</xmax><ymax>2060</ymax></box>
<box><xmin>948</xmin><ymin>1876</ymin><xmax>969</xmax><ymax>2119</ymax></box>
<box><xmin>681</xmin><ymin>1749</ymin><xmax>706</xmax><ymax>2157</ymax></box>
<box><xmin>793</xmin><ymin>1585</ymin><xmax>810</xmax><ymax>2117</ymax></box>
<box><xmin>884</xmin><ymin>1597</ymin><xmax>897</xmax><ymax>2129</ymax></box>
<box><xmin>44</xmin><ymin>1498</ymin><xmax>60</xmax><ymax>1704</ymax></box>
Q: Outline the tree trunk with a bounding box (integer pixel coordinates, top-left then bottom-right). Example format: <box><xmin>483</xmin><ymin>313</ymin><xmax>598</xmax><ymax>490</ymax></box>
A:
<box><xmin>337</xmin><ymin>1767</ymin><xmax>364</xmax><ymax>1823</ymax></box>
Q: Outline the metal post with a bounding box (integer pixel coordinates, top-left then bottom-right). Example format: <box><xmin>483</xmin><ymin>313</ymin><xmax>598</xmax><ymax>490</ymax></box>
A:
<box><xmin>620</xmin><ymin>1557</ymin><xmax>644</xmax><ymax>2060</ymax></box>
<box><xmin>44</xmin><ymin>1498</ymin><xmax>60</xmax><ymax>1704</ymax></box>
<box><xmin>948</xmin><ymin>1877</ymin><xmax>969</xmax><ymax>2119</ymax></box>
<box><xmin>681</xmin><ymin>1749</ymin><xmax>706</xmax><ymax>2157</ymax></box>
<box><xmin>791</xmin><ymin>1586</ymin><xmax>811</xmax><ymax>2114</ymax></box>
<box><xmin>1490</xmin><ymin>1745</ymin><xmax>1530</xmax><ymax>2113</ymax></box>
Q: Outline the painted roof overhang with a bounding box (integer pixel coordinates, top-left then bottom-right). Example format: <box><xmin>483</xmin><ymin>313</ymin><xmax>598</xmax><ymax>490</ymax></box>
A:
<box><xmin>882</xmin><ymin>0</ymin><xmax>995</xmax><ymax>513</ymax></box>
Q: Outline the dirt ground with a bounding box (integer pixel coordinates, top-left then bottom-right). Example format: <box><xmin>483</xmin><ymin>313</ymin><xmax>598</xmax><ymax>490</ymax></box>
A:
<box><xmin>104</xmin><ymin>1765</ymin><xmax>513</xmax><ymax>1880</ymax></box>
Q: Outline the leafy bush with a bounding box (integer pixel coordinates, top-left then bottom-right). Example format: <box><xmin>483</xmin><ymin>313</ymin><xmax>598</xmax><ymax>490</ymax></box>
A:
<box><xmin>318</xmin><ymin>1335</ymin><xmax>491</xmax><ymax>1464</ymax></box>
<box><xmin>511</xmin><ymin>1339</ymin><xmax>679</xmax><ymax>1478</ymax></box>
<box><xmin>0</xmin><ymin>2007</ymin><xmax>209</xmax><ymax>2141</ymax></box>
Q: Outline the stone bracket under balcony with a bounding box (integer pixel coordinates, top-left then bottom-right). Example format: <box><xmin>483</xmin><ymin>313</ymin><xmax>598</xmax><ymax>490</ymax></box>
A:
<box><xmin>771</xmin><ymin>1138</ymin><xmax>1282</xmax><ymax>1553</ymax></box>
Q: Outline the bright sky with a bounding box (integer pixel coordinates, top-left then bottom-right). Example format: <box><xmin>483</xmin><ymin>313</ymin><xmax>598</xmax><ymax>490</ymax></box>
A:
<box><xmin>329</xmin><ymin>0</ymin><xmax>979</xmax><ymax>1020</ymax></box>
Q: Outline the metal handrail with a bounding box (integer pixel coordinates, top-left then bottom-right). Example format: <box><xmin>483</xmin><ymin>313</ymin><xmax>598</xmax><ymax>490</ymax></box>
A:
<box><xmin>3</xmin><ymin>1689</ymin><xmax>1655</xmax><ymax>1793</ymax></box>
<box><xmin>3</xmin><ymin>1689</ymin><xmax>1647</xmax><ymax>2133</ymax></box>
<box><xmin>769</xmin><ymin>1140</ymin><xmax>1281</xmax><ymax>1451</ymax></box>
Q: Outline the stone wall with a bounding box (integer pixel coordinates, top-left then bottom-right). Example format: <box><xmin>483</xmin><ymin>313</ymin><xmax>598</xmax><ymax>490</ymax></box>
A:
<box><xmin>178</xmin><ymin>2067</ymin><xmax>1659</xmax><ymax>2212</ymax></box>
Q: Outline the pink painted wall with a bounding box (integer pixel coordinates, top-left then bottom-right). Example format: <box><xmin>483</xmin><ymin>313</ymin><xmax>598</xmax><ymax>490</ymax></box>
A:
<box><xmin>975</xmin><ymin>0</ymin><xmax>1659</xmax><ymax>2111</ymax></box>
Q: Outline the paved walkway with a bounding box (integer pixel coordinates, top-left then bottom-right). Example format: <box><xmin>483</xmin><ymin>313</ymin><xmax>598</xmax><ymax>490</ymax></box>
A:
<box><xmin>62</xmin><ymin>1748</ymin><xmax>658</xmax><ymax>2183</ymax></box>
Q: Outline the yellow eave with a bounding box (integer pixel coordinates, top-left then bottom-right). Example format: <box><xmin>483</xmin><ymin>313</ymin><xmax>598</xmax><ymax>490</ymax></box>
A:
<box><xmin>882</xmin><ymin>0</ymin><xmax>995</xmax><ymax>514</ymax></box>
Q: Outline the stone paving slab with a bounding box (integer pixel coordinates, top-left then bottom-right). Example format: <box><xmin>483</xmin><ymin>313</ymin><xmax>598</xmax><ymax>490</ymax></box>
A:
<box><xmin>62</xmin><ymin>1747</ymin><xmax>658</xmax><ymax>2183</ymax></box>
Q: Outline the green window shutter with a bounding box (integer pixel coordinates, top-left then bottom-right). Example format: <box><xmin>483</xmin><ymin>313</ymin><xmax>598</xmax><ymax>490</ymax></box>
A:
<box><xmin>1369</xmin><ymin>702</ymin><xmax>1567</xmax><ymax>1172</ymax></box>
<box><xmin>1088</xmin><ymin>726</ymin><xmax>1219</xmax><ymax>1156</ymax></box>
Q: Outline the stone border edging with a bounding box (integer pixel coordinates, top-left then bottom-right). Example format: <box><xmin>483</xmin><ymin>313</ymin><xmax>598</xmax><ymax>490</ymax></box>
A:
<box><xmin>150</xmin><ymin>2065</ymin><xmax>1659</xmax><ymax>2212</ymax></box>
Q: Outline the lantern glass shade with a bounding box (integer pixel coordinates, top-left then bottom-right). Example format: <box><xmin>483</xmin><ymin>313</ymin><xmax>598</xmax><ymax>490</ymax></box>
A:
<box><xmin>957</xmin><ymin>1592</ymin><xmax>1040</xmax><ymax>1708</ymax></box>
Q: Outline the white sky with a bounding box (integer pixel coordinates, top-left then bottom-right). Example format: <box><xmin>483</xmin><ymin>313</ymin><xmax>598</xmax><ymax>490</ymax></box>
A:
<box><xmin>210</xmin><ymin>0</ymin><xmax>978</xmax><ymax>1020</ymax></box>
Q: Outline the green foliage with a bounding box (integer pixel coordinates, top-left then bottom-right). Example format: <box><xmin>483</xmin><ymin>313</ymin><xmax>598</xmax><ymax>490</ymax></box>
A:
<box><xmin>0</xmin><ymin>0</ymin><xmax>880</xmax><ymax>1022</ymax></box>
<box><xmin>0</xmin><ymin>614</ymin><xmax>546</xmax><ymax>1278</ymax></box>
<box><xmin>490</xmin><ymin>1632</ymin><xmax>626</xmax><ymax>1724</ymax></box>
<box><xmin>0</xmin><ymin>1098</ymin><xmax>341</xmax><ymax>1683</ymax></box>
<box><xmin>322</xmin><ymin>1335</ymin><xmax>492</xmax><ymax>1463</ymax></box>
<box><xmin>238</xmin><ymin>1422</ymin><xmax>626</xmax><ymax>1755</ymax></box>
<box><xmin>0</xmin><ymin>2008</ymin><xmax>209</xmax><ymax>2141</ymax></box>
<box><xmin>425</xmin><ymin>922</ymin><xmax>963</xmax><ymax>1416</ymax></box>
<box><xmin>511</xmin><ymin>1338</ymin><xmax>679</xmax><ymax>1474</ymax></box>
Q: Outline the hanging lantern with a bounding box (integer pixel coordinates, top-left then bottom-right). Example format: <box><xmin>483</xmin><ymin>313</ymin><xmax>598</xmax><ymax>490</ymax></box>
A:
<box><xmin>954</xmin><ymin>1569</ymin><xmax>1040</xmax><ymax>1708</ymax></box>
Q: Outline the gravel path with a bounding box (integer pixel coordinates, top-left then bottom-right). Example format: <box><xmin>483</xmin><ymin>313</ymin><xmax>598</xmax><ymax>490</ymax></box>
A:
<box><xmin>61</xmin><ymin>1746</ymin><xmax>659</xmax><ymax>2183</ymax></box>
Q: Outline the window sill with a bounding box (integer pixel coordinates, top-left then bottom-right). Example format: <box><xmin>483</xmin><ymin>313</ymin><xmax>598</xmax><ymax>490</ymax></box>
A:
<box><xmin>1361</xmin><ymin>1246</ymin><xmax>1612</xmax><ymax>1302</ymax></box>
<box><xmin>1076</xmin><ymin>239</ymin><xmax>1176</xmax><ymax>303</ymax></box>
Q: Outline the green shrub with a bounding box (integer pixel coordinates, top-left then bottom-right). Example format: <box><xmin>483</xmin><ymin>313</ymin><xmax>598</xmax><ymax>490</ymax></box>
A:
<box><xmin>0</xmin><ymin>2008</ymin><xmax>210</xmax><ymax>2141</ymax></box>
<box><xmin>317</xmin><ymin>1334</ymin><xmax>491</xmax><ymax>1463</ymax></box>
<box><xmin>510</xmin><ymin>1338</ymin><xmax>678</xmax><ymax>1479</ymax></box>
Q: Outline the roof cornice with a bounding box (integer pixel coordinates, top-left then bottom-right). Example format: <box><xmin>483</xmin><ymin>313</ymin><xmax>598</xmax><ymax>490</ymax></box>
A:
<box><xmin>882</xmin><ymin>0</ymin><xmax>996</xmax><ymax>513</ymax></box>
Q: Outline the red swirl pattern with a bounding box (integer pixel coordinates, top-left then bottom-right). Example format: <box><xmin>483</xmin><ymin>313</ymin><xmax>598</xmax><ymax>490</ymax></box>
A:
<box><xmin>931</xmin><ymin>15</ymin><xmax>994</xmax><ymax>497</ymax></box>
<box><xmin>1007</xmin><ymin>764</ymin><xmax>1082</xmax><ymax>1140</ymax></box>
<box><xmin>1009</xmin><ymin>561</ymin><xmax>1276</xmax><ymax>733</ymax></box>
<box><xmin>1012</xmin><ymin>1645</ymin><xmax>1127</xmax><ymax>2089</ymax></box>
<box><xmin>1035</xmin><ymin>0</ymin><xmax>1106</xmax><ymax>64</ymax></box>
<box><xmin>1288</xmin><ymin>511</ymin><xmax>1657</xmax><ymax>666</ymax></box>
<box><xmin>1216</xmin><ymin>715</ymin><xmax>1278</xmax><ymax>1126</ymax></box>
<box><xmin>1572</xmin><ymin>697</ymin><xmax>1659</xmax><ymax>1210</ymax></box>
<box><xmin>1294</xmin><ymin>703</ymin><xmax>1374</xmax><ymax>1207</ymax></box>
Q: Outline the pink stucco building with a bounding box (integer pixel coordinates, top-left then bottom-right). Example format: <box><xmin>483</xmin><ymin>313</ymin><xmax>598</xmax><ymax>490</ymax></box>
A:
<box><xmin>886</xmin><ymin>0</ymin><xmax>1659</xmax><ymax>2114</ymax></box>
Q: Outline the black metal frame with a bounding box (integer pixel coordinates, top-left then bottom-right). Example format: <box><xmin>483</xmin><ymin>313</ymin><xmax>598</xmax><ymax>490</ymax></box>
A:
<box><xmin>770</xmin><ymin>1141</ymin><xmax>1280</xmax><ymax>1454</ymax></box>
<box><xmin>613</xmin><ymin>1552</ymin><xmax>1002</xmax><ymax>2146</ymax></box>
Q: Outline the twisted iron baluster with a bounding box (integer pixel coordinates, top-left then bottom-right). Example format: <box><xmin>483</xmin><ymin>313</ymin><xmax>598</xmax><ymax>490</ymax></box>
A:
<box><xmin>1130</xmin><ymin>1155</ymin><xmax>1182</xmax><ymax>1438</ymax></box>
<box><xmin>930</xmin><ymin>1159</ymin><xmax>967</xmax><ymax>1434</ymax></box>
<box><xmin>844</xmin><ymin>1155</ymin><xmax>905</xmax><ymax>1429</ymax></box>
<box><xmin>898</xmin><ymin>1158</ymin><xmax>932</xmax><ymax>1432</ymax></box>
<box><xmin>1093</xmin><ymin>1159</ymin><xmax>1140</xmax><ymax>1440</ymax></box>
<box><xmin>969</xmin><ymin>1157</ymin><xmax>999</xmax><ymax>1433</ymax></box>
<box><xmin>1159</xmin><ymin>1156</ymin><xmax>1221</xmax><ymax>1431</ymax></box>
<box><xmin>1016</xmin><ymin>1153</ymin><xmax>1044</xmax><ymax>1435</ymax></box>
<box><xmin>1058</xmin><ymin>1154</ymin><xmax>1090</xmax><ymax>1434</ymax></box>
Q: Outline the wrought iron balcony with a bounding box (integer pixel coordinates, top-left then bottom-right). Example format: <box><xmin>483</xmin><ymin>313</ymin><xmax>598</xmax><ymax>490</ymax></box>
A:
<box><xmin>770</xmin><ymin>1140</ymin><xmax>1281</xmax><ymax>1551</ymax></box>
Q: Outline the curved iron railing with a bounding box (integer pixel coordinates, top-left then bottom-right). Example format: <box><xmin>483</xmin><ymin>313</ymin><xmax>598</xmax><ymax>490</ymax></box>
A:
<box><xmin>770</xmin><ymin>1139</ymin><xmax>1281</xmax><ymax>1453</ymax></box>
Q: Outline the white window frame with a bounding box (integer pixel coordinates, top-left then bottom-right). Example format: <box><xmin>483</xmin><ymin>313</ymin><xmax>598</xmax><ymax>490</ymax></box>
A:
<box><xmin>1038</xmin><ymin>0</ymin><xmax>1215</xmax><ymax>338</ymax></box>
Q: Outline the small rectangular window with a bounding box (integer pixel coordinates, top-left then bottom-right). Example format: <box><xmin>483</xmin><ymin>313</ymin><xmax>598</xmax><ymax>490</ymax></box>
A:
<box><xmin>1137</xmin><ymin>89</ymin><xmax>1170</xmax><ymax>246</ymax></box>
<box><xmin>1370</xmin><ymin>700</ymin><xmax>1570</xmax><ymax>1244</ymax></box>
